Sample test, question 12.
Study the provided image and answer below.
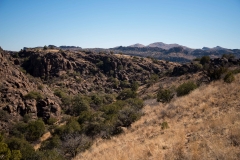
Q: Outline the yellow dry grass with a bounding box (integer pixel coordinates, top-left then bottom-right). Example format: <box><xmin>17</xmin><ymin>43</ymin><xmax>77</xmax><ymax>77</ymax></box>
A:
<box><xmin>74</xmin><ymin>74</ymin><xmax>240</xmax><ymax>160</ymax></box>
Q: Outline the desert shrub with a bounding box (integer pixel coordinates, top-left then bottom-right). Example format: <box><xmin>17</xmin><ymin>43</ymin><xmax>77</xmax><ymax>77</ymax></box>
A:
<box><xmin>61</xmin><ymin>133</ymin><xmax>92</xmax><ymax>158</ymax></box>
<box><xmin>200</xmin><ymin>56</ymin><xmax>210</xmax><ymax>65</ymax></box>
<box><xmin>47</xmin><ymin>117</ymin><xmax>57</xmax><ymax>125</ymax></box>
<box><xmin>161</xmin><ymin>121</ymin><xmax>169</xmax><ymax>130</ymax></box>
<box><xmin>176</xmin><ymin>81</ymin><xmax>197</xmax><ymax>97</ymax></box>
<box><xmin>6</xmin><ymin>137</ymin><xmax>35</xmax><ymax>160</ymax></box>
<box><xmin>26</xmin><ymin>119</ymin><xmax>45</xmax><ymax>141</ymax></box>
<box><xmin>117</xmin><ymin>65</ymin><xmax>123</xmax><ymax>70</ymax></box>
<box><xmin>157</xmin><ymin>88</ymin><xmax>174</xmax><ymax>103</ymax></box>
<box><xmin>125</xmin><ymin>98</ymin><xmax>144</xmax><ymax>110</ymax></box>
<box><xmin>120</xmin><ymin>80</ymin><xmax>130</xmax><ymax>88</ymax></box>
<box><xmin>207</xmin><ymin>67</ymin><xmax>227</xmax><ymax>81</ymax></box>
<box><xmin>40</xmin><ymin>136</ymin><xmax>61</xmax><ymax>150</ymax></box>
<box><xmin>23</xmin><ymin>114</ymin><xmax>32</xmax><ymax>123</ymax></box>
<box><xmin>224</xmin><ymin>72</ymin><xmax>235</xmax><ymax>83</ymax></box>
<box><xmin>24</xmin><ymin>91</ymin><xmax>43</xmax><ymax>101</ymax></box>
<box><xmin>54</xmin><ymin>89</ymin><xmax>71</xmax><ymax>106</ymax></box>
<box><xmin>193</xmin><ymin>63</ymin><xmax>203</xmax><ymax>70</ymax></box>
<box><xmin>78</xmin><ymin>111</ymin><xmax>93</xmax><ymax>124</ymax></box>
<box><xmin>0</xmin><ymin>142</ymin><xmax>11</xmax><ymax>160</ymax></box>
<box><xmin>103</xmin><ymin>94</ymin><xmax>115</xmax><ymax>104</ymax></box>
<box><xmin>222</xmin><ymin>53</ymin><xmax>235</xmax><ymax>59</ymax></box>
<box><xmin>10</xmin><ymin>150</ymin><xmax>22</xmax><ymax>160</ymax></box>
<box><xmin>100</xmin><ymin>104</ymin><xmax>122</xmax><ymax>116</ymax></box>
<box><xmin>91</xmin><ymin>94</ymin><xmax>103</xmax><ymax>106</ymax></box>
<box><xmin>55</xmin><ymin>118</ymin><xmax>81</xmax><ymax>138</ymax></box>
<box><xmin>147</xmin><ymin>74</ymin><xmax>159</xmax><ymax>87</ymax></box>
<box><xmin>131</xmin><ymin>81</ymin><xmax>139</xmax><ymax>92</ymax></box>
<box><xmin>34</xmin><ymin>149</ymin><xmax>64</xmax><ymax>160</ymax></box>
<box><xmin>9</xmin><ymin>122</ymin><xmax>28</xmax><ymax>138</ymax></box>
<box><xmin>117</xmin><ymin>89</ymin><xmax>137</xmax><ymax>100</ymax></box>
<box><xmin>118</xmin><ymin>107</ymin><xmax>141</xmax><ymax>127</ymax></box>
<box><xmin>71</xmin><ymin>95</ymin><xmax>90</xmax><ymax>116</ymax></box>
<box><xmin>43</xmin><ymin>45</ymin><xmax>48</xmax><ymax>50</ymax></box>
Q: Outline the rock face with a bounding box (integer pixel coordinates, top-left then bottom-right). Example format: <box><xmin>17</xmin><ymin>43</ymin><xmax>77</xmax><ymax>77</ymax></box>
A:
<box><xmin>18</xmin><ymin>49</ymin><xmax>179</xmax><ymax>95</ymax></box>
<box><xmin>0</xmin><ymin>48</ymin><xmax>180</xmax><ymax>131</ymax></box>
<box><xmin>0</xmin><ymin>49</ymin><xmax>61</xmax><ymax>132</ymax></box>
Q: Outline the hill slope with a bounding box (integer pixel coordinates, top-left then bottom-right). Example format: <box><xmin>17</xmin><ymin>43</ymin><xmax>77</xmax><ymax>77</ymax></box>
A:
<box><xmin>75</xmin><ymin>74</ymin><xmax>240</xmax><ymax>160</ymax></box>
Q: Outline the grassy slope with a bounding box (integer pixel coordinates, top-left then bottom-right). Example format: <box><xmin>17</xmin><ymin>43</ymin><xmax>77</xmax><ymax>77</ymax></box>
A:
<box><xmin>74</xmin><ymin>74</ymin><xmax>240</xmax><ymax>160</ymax></box>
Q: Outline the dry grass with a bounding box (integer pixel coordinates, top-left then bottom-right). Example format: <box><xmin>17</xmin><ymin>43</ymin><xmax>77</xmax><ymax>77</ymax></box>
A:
<box><xmin>74</xmin><ymin>74</ymin><xmax>240</xmax><ymax>160</ymax></box>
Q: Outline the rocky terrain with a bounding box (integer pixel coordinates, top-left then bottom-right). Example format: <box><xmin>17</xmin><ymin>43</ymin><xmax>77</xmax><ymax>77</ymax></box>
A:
<box><xmin>1</xmin><ymin>46</ymin><xmax>240</xmax><ymax>160</ymax></box>
<box><xmin>111</xmin><ymin>45</ymin><xmax>240</xmax><ymax>62</ymax></box>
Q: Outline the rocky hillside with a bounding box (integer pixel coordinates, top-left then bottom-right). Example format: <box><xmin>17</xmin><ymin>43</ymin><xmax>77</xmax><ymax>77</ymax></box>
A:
<box><xmin>0</xmin><ymin>48</ymin><xmax>180</xmax><ymax>159</ymax></box>
<box><xmin>75</xmin><ymin>73</ymin><xmax>240</xmax><ymax>160</ymax></box>
<box><xmin>0</xmin><ymin>48</ymin><xmax>61</xmax><ymax>131</ymax></box>
<box><xmin>1</xmin><ymin>47</ymin><xmax>240</xmax><ymax>159</ymax></box>
<box><xmin>111</xmin><ymin>46</ymin><xmax>240</xmax><ymax>62</ymax></box>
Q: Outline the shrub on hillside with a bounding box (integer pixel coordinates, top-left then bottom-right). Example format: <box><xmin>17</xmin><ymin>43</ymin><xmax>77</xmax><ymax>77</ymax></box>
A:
<box><xmin>224</xmin><ymin>72</ymin><xmax>235</xmax><ymax>83</ymax></box>
<box><xmin>131</xmin><ymin>81</ymin><xmax>139</xmax><ymax>92</ymax></box>
<box><xmin>6</xmin><ymin>137</ymin><xmax>35</xmax><ymax>159</ymax></box>
<box><xmin>71</xmin><ymin>95</ymin><xmax>90</xmax><ymax>116</ymax></box>
<box><xmin>147</xmin><ymin>74</ymin><xmax>159</xmax><ymax>87</ymax></box>
<box><xmin>176</xmin><ymin>81</ymin><xmax>197</xmax><ymax>97</ymax></box>
<box><xmin>54</xmin><ymin>89</ymin><xmax>72</xmax><ymax>106</ymax></box>
<box><xmin>161</xmin><ymin>121</ymin><xmax>169</xmax><ymax>130</ymax></box>
<box><xmin>26</xmin><ymin>119</ymin><xmax>45</xmax><ymax>141</ymax></box>
<box><xmin>117</xmin><ymin>89</ymin><xmax>137</xmax><ymax>100</ymax></box>
<box><xmin>207</xmin><ymin>67</ymin><xmax>227</xmax><ymax>81</ymax></box>
<box><xmin>200</xmin><ymin>56</ymin><xmax>210</xmax><ymax>65</ymax></box>
<box><xmin>157</xmin><ymin>88</ymin><xmax>174</xmax><ymax>103</ymax></box>
<box><xmin>24</xmin><ymin>91</ymin><xmax>43</xmax><ymax>101</ymax></box>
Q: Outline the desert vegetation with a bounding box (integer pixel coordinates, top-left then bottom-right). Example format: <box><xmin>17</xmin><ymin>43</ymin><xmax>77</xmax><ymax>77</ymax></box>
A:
<box><xmin>1</xmin><ymin>47</ymin><xmax>240</xmax><ymax>160</ymax></box>
<box><xmin>74</xmin><ymin>73</ymin><xmax>240</xmax><ymax>160</ymax></box>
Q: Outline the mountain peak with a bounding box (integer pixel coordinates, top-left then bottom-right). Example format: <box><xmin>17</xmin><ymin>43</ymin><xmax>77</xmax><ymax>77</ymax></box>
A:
<box><xmin>128</xmin><ymin>43</ymin><xmax>145</xmax><ymax>48</ymax></box>
<box><xmin>147</xmin><ymin>42</ymin><xmax>188</xmax><ymax>50</ymax></box>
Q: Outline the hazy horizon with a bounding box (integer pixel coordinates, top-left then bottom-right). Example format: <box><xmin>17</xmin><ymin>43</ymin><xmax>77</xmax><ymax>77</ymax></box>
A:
<box><xmin>1</xmin><ymin>0</ymin><xmax>240</xmax><ymax>51</ymax></box>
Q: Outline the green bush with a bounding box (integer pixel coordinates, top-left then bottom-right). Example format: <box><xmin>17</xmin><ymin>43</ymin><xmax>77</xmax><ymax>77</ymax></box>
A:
<box><xmin>25</xmin><ymin>120</ymin><xmax>45</xmax><ymax>141</ymax></box>
<box><xmin>0</xmin><ymin>142</ymin><xmax>11</xmax><ymax>160</ymax></box>
<box><xmin>207</xmin><ymin>67</ymin><xmax>227</xmax><ymax>81</ymax></box>
<box><xmin>24</xmin><ymin>91</ymin><xmax>43</xmax><ymax>101</ymax></box>
<box><xmin>157</xmin><ymin>88</ymin><xmax>174</xmax><ymax>103</ymax></box>
<box><xmin>125</xmin><ymin>98</ymin><xmax>144</xmax><ymax>110</ymax></box>
<box><xmin>161</xmin><ymin>121</ymin><xmax>169</xmax><ymax>130</ymax></box>
<box><xmin>224</xmin><ymin>72</ymin><xmax>235</xmax><ymax>83</ymax></box>
<box><xmin>40</xmin><ymin>136</ymin><xmax>61</xmax><ymax>150</ymax></box>
<box><xmin>91</xmin><ymin>94</ymin><xmax>103</xmax><ymax>106</ymax></box>
<box><xmin>131</xmin><ymin>81</ymin><xmax>139</xmax><ymax>92</ymax></box>
<box><xmin>147</xmin><ymin>74</ymin><xmax>159</xmax><ymax>87</ymax></box>
<box><xmin>71</xmin><ymin>95</ymin><xmax>90</xmax><ymax>116</ymax></box>
<box><xmin>6</xmin><ymin>137</ymin><xmax>35</xmax><ymax>160</ymax></box>
<box><xmin>222</xmin><ymin>53</ymin><xmax>235</xmax><ymax>59</ymax></box>
<box><xmin>176</xmin><ymin>81</ymin><xmax>197</xmax><ymax>97</ymax></box>
<box><xmin>200</xmin><ymin>56</ymin><xmax>210</xmax><ymax>65</ymax></box>
<box><xmin>117</xmin><ymin>89</ymin><xmax>137</xmax><ymax>100</ymax></box>
<box><xmin>118</xmin><ymin>107</ymin><xmax>141</xmax><ymax>127</ymax></box>
<box><xmin>120</xmin><ymin>80</ymin><xmax>130</xmax><ymax>88</ymax></box>
<box><xmin>55</xmin><ymin>118</ymin><xmax>81</xmax><ymax>138</ymax></box>
<box><xmin>47</xmin><ymin>117</ymin><xmax>57</xmax><ymax>125</ymax></box>
<box><xmin>54</xmin><ymin>89</ymin><xmax>72</xmax><ymax>106</ymax></box>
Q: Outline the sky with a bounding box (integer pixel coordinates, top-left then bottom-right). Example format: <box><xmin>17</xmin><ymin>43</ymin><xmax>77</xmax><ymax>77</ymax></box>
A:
<box><xmin>0</xmin><ymin>0</ymin><xmax>240</xmax><ymax>51</ymax></box>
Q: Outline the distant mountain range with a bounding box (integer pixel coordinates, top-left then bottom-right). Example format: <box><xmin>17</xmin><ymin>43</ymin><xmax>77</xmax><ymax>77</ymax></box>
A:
<box><xmin>128</xmin><ymin>42</ymin><xmax>189</xmax><ymax>50</ymax></box>
<box><xmin>23</xmin><ymin>42</ymin><xmax>240</xmax><ymax>63</ymax></box>
<box><xmin>110</xmin><ymin>42</ymin><xmax>240</xmax><ymax>62</ymax></box>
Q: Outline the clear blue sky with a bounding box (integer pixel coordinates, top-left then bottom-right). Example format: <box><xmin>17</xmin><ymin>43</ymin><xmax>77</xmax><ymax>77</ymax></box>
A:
<box><xmin>0</xmin><ymin>0</ymin><xmax>240</xmax><ymax>51</ymax></box>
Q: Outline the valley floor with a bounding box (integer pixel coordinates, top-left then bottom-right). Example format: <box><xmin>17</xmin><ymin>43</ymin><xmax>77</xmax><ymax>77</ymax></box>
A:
<box><xmin>74</xmin><ymin>74</ymin><xmax>240</xmax><ymax>160</ymax></box>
